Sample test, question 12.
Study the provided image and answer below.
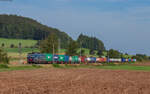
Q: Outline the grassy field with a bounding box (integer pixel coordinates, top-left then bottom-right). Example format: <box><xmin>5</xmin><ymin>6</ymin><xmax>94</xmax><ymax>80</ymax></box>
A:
<box><xmin>1</xmin><ymin>63</ymin><xmax>150</xmax><ymax>72</ymax></box>
<box><xmin>0</xmin><ymin>38</ymin><xmax>37</xmax><ymax>48</ymax></box>
<box><xmin>52</xmin><ymin>63</ymin><xmax>150</xmax><ymax>71</ymax></box>
<box><xmin>0</xmin><ymin>64</ymin><xmax>42</xmax><ymax>72</ymax></box>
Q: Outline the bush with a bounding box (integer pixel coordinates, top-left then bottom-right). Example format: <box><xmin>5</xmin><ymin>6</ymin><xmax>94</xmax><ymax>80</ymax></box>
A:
<box><xmin>102</xmin><ymin>62</ymin><xmax>116</xmax><ymax>66</ymax></box>
<box><xmin>52</xmin><ymin>64</ymin><xmax>61</xmax><ymax>68</ymax></box>
<box><xmin>0</xmin><ymin>64</ymin><xmax>9</xmax><ymax>68</ymax></box>
<box><xmin>90</xmin><ymin>49</ymin><xmax>95</xmax><ymax>55</ymax></box>
<box><xmin>10</xmin><ymin>44</ymin><xmax>14</xmax><ymax>48</ymax></box>
<box><xmin>1</xmin><ymin>43</ymin><xmax>4</xmax><ymax>48</ymax></box>
<box><xmin>0</xmin><ymin>48</ymin><xmax>9</xmax><ymax>64</ymax></box>
<box><xmin>24</xmin><ymin>46</ymin><xmax>29</xmax><ymax>48</ymax></box>
<box><xmin>32</xmin><ymin>64</ymin><xmax>42</xmax><ymax>68</ymax></box>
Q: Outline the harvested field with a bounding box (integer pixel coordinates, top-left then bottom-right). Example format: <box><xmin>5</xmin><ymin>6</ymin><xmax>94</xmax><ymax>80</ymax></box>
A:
<box><xmin>0</xmin><ymin>68</ymin><xmax>150</xmax><ymax>94</ymax></box>
<box><xmin>133</xmin><ymin>62</ymin><xmax>150</xmax><ymax>66</ymax></box>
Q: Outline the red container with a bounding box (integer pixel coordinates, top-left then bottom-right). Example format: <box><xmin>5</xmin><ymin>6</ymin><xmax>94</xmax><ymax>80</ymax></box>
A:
<box><xmin>99</xmin><ymin>58</ymin><xmax>107</xmax><ymax>62</ymax></box>
<box><xmin>79</xmin><ymin>56</ymin><xmax>86</xmax><ymax>63</ymax></box>
<box><xmin>96</xmin><ymin>58</ymin><xmax>106</xmax><ymax>62</ymax></box>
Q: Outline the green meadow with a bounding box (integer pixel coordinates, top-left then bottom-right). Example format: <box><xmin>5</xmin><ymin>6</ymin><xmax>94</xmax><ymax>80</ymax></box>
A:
<box><xmin>0</xmin><ymin>38</ymin><xmax>37</xmax><ymax>48</ymax></box>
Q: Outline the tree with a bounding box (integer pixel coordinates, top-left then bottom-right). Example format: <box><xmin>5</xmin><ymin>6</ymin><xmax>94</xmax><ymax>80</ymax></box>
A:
<box><xmin>0</xmin><ymin>48</ymin><xmax>9</xmax><ymax>64</ymax></box>
<box><xmin>19</xmin><ymin>42</ymin><xmax>22</xmax><ymax>48</ymax></box>
<box><xmin>18</xmin><ymin>42</ymin><xmax>22</xmax><ymax>54</ymax></box>
<box><xmin>97</xmin><ymin>50</ymin><xmax>103</xmax><ymax>57</ymax></box>
<box><xmin>107</xmin><ymin>49</ymin><xmax>121</xmax><ymax>58</ymax></box>
<box><xmin>35</xmin><ymin>40</ymin><xmax>41</xmax><ymax>48</ymax></box>
<box><xmin>77</xmin><ymin>34</ymin><xmax>105</xmax><ymax>51</ymax></box>
<box><xmin>10</xmin><ymin>44</ymin><xmax>14</xmax><ymax>48</ymax></box>
<box><xmin>66</xmin><ymin>41</ymin><xmax>78</xmax><ymax>56</ymax></box>
<box><xmin>40</xmin><ymin>33</ymin><xmax>58</xmax><ymax>53</ymax></box>
<box><xmin>1</xmin><ymin>43</ymin><xmax>4</xmax><ymax>48</ymax></box>
<box><xmin>90</xmin><ymin>49</ymin><xmax>95</xmax><ymax>55</ymax></box>
<box><xmin>81</xmin><ymin>49</ymin><xmax>85</xmax><ymax>56</ymax></box>
<box><xmin>132</xmin><ymin>54</ymin><xmax>149</xmax><ymax>61</ymax></box>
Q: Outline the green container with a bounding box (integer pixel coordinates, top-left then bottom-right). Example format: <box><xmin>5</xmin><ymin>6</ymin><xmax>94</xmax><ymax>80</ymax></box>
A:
<box><xmin>58</xmin><ymin>55</ymin><xmax>65</xmax><ymax>62</ymax></box>
<box><xmin>72</xmin><ymin>56</ymin><xmax>79</xmax><ymax>62</ymax></box>
<box><xmin>45</xmin><ymin>54</ymin><xmax>53</xmax><ymax>61</ymax></box>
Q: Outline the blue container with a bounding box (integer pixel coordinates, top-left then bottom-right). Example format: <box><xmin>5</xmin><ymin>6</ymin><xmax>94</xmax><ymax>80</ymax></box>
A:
<box><xmin>128</xmin><ymin>59</ymin><xmax>132</xmax><ymax>62</ymax></box>
<box><xmin>90</xmin><ymin>57</ymin><xmax>96</xmax><ymax>62</ymax></box>
<box><xmin>107</xmin><ymin>58</ymin><xmax>110</xmax><ymax>62</ymax></box>
<box><xmin>53</xmin><ymin>55</ymin><xmax>59</xmax><ymax>62</ymax></box>
<box><xmin>121</xmin><ymin>58</ymin><xmax>126</xmax><ymax>62</ymax></box>
<box><xmin>64</xmin><ymin>55</ymin><xmax>69</xmax><ymax>62</ymax></box>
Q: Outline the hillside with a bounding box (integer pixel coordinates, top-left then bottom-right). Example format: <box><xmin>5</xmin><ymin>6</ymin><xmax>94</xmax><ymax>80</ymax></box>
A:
<box><xmin>0</xmin><ymin>14</ymin><xmax>72</xmax><ymax>48</ymax></box>
<box><xmin>77</xmin><ymin>34</ymin><xmax>105</xmax><ymax>51</ymax></box>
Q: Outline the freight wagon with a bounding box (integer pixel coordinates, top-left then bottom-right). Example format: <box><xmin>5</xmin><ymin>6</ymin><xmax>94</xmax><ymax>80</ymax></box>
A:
<box><xmin>27</xmin><ymin>53</ymin><xmax>136</xmax><ymax>64</ymax></box>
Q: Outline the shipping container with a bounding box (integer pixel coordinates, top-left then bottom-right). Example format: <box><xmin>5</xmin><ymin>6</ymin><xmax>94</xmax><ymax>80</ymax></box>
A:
<box><xmin>86</xmin><ymin>57</ymin><xmax>91</xmax><ymax>62</ymax></box>
<box><xmin>109</xmin><ymin>58</ymin><xmax>113</xmax><ymax>62</ymax></box>
<box><xmin>89</xmin><ymin>57</ymin><xmax>96</xmax><ymax>63</ymax></box>
<box><xmin>71</xmin><ymin>56</ymin><xmax>79</xmax><ymax>63</ymax></box>
<box><xmin>45</xmin><ymin>54</ymin><xmax>53</xmax><ymax>63</ymax></box>
<box><xmin>128</xmin><ymin>59</ymin><xmax>132</xmax><ymax>62</ymax></box>
<box><xmin>96</xmin><ymin>58</ymin><xmax>105</xmax><ymax>62</ymax></box>
<box><xmin>58</xmin><ymin>55</ymin><xmax>65</xmax><ymax>62</ymax></box>
<box><xmin>53</xmin><ymin>55</ymin><xmax>59</xmax><ymax>63</ymax></box>
<box><xmin>69</xmin><ymin>56</ymin><xmax>72</xmax><ymax>63</ymax></box>
<box><xmin>96</xmin><ymin>58</ymin><xmax>100</xmax><ymax>62</ymax></box>
<box><xmin>64</xmin><ymin>55</ymin><xmax>69</xmax><ymax>63</ymax></box>
<box><xmin>121</xmin><ymin>58</ymin><xmax>126</xmax><ymax>62</ymax></box>
<box><xmin>133</xmin><ymin>59</ymin><xmax>136</xmax><ymax>62</ymax></box>
<box><xmin>79</xmin><ymin>56</ymin><xmax>86</xmax><ymax>63</ymax></box>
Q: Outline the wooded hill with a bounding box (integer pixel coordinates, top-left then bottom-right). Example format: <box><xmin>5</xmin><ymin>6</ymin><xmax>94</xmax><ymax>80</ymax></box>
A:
<box><xmin>0</xmin><ymin>14</ymin><xmax>72</xmax><ymax>48</ymax></box>
<box><xmin>0</xmin><ymin>14</ymin><xmax>105</xmax><ymax>51</ymax></box>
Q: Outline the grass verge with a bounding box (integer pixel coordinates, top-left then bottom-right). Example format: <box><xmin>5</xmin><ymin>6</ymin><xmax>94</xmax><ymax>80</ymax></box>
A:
<box><xmin>0</xmin><ymin>64</ymin><xmax>42</xmax><ymax>72</ymax></box>
<box><xmin>60</xmin><ymin>64</ymin><xmax>150</xmax><ymax>71</ymax></box>
<box><xmin>0</xmin><ymin>63</ymin><xmax>150</xmax><ymax>72</ymax></box>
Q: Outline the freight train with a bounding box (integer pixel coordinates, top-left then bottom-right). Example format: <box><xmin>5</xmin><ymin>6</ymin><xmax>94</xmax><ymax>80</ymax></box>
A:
<box><xmin>27</xmin><ymin>53</ymin><xmax>136</xmax><ymax>64</ymax></box>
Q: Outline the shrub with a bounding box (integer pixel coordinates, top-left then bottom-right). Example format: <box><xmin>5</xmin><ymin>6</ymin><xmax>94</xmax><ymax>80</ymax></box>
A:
<box><xmin>32</xmin><ymin>64</ymin><xmax>42</xmax><ymax>68</ymax></box>
<box><xmin>24</xmin><ymin>46</ymin><xmax>29</xmax><ymax>48</ymax></box>
<box><xmin>102</xmin><ymin>62</ymin><xmax>116</xmax><ymax>66</ymax></box>
<box><xmin>0</xmin><ymin>48</ymin><xmax>9</xmax><ymax>64</ymax></box>
<box><xmin>52</xmin><ymin>64</ymin><xmax>61</xmax><ymax>68</ymax></box>
<box><xmin>90</xmin><ymin>49</ymin><xmax>95</xmax><ymax>55</ymax></box>
<box><xmin>1</xmin><ymin>43</ymin><xmax>4</xmax><ymax>48</ymax></box>
<box><xmin>0</xmin><ymin>64</ymin><xmax>9</xmax><ymax>68</ymax></box>
<box><xmin>10</xmin><ymin>44</ymin><xmax>14</xmax><ymax>48</ymax></box>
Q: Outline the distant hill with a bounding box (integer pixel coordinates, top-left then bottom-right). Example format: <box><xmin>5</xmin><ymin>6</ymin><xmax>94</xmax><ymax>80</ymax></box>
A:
<box><xmin>77</xmin><ymin>34</ymin><xmax>105</xmax><ymax>51</ymax></box>
<box><xmin>0</xmin><ymin>14</ymin><xmax>72</xmax><ymax>48</ymax></box>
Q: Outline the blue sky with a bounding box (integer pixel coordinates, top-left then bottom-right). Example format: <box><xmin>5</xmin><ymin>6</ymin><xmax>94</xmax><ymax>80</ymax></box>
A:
<box><xmin>0</xmin><ymin>0</ymin><xmax>150</xmax><ymax>55</ymax></box>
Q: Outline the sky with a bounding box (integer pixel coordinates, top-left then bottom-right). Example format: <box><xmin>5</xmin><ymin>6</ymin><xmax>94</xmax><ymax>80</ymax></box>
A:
<box><xmin>0</xmin><ymin>0</ymin><xmax>150</xmax><ymax>55</ymax></box>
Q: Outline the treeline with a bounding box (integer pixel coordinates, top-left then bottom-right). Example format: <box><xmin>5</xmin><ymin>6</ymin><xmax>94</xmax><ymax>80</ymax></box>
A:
<box><xmin>132</xmin><ymin>54</ymin><xmax>149</xmax><ymax>62</ymax></box>
<box><xmin>0</xmin><ymin>14</ymin><xmax>72</xmax><ymax>48</ymax></box>
<box><xmin>77</xmin><ymin>34</ymin><xmax>105</xmax><ymax>51</ymax></box>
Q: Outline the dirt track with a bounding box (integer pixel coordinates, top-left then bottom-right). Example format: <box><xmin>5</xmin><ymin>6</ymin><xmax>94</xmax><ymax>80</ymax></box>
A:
<box><xmin>0</xmin><ymin>68</ymin><xmax>150</xmax><ymax>94</ymax></box>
